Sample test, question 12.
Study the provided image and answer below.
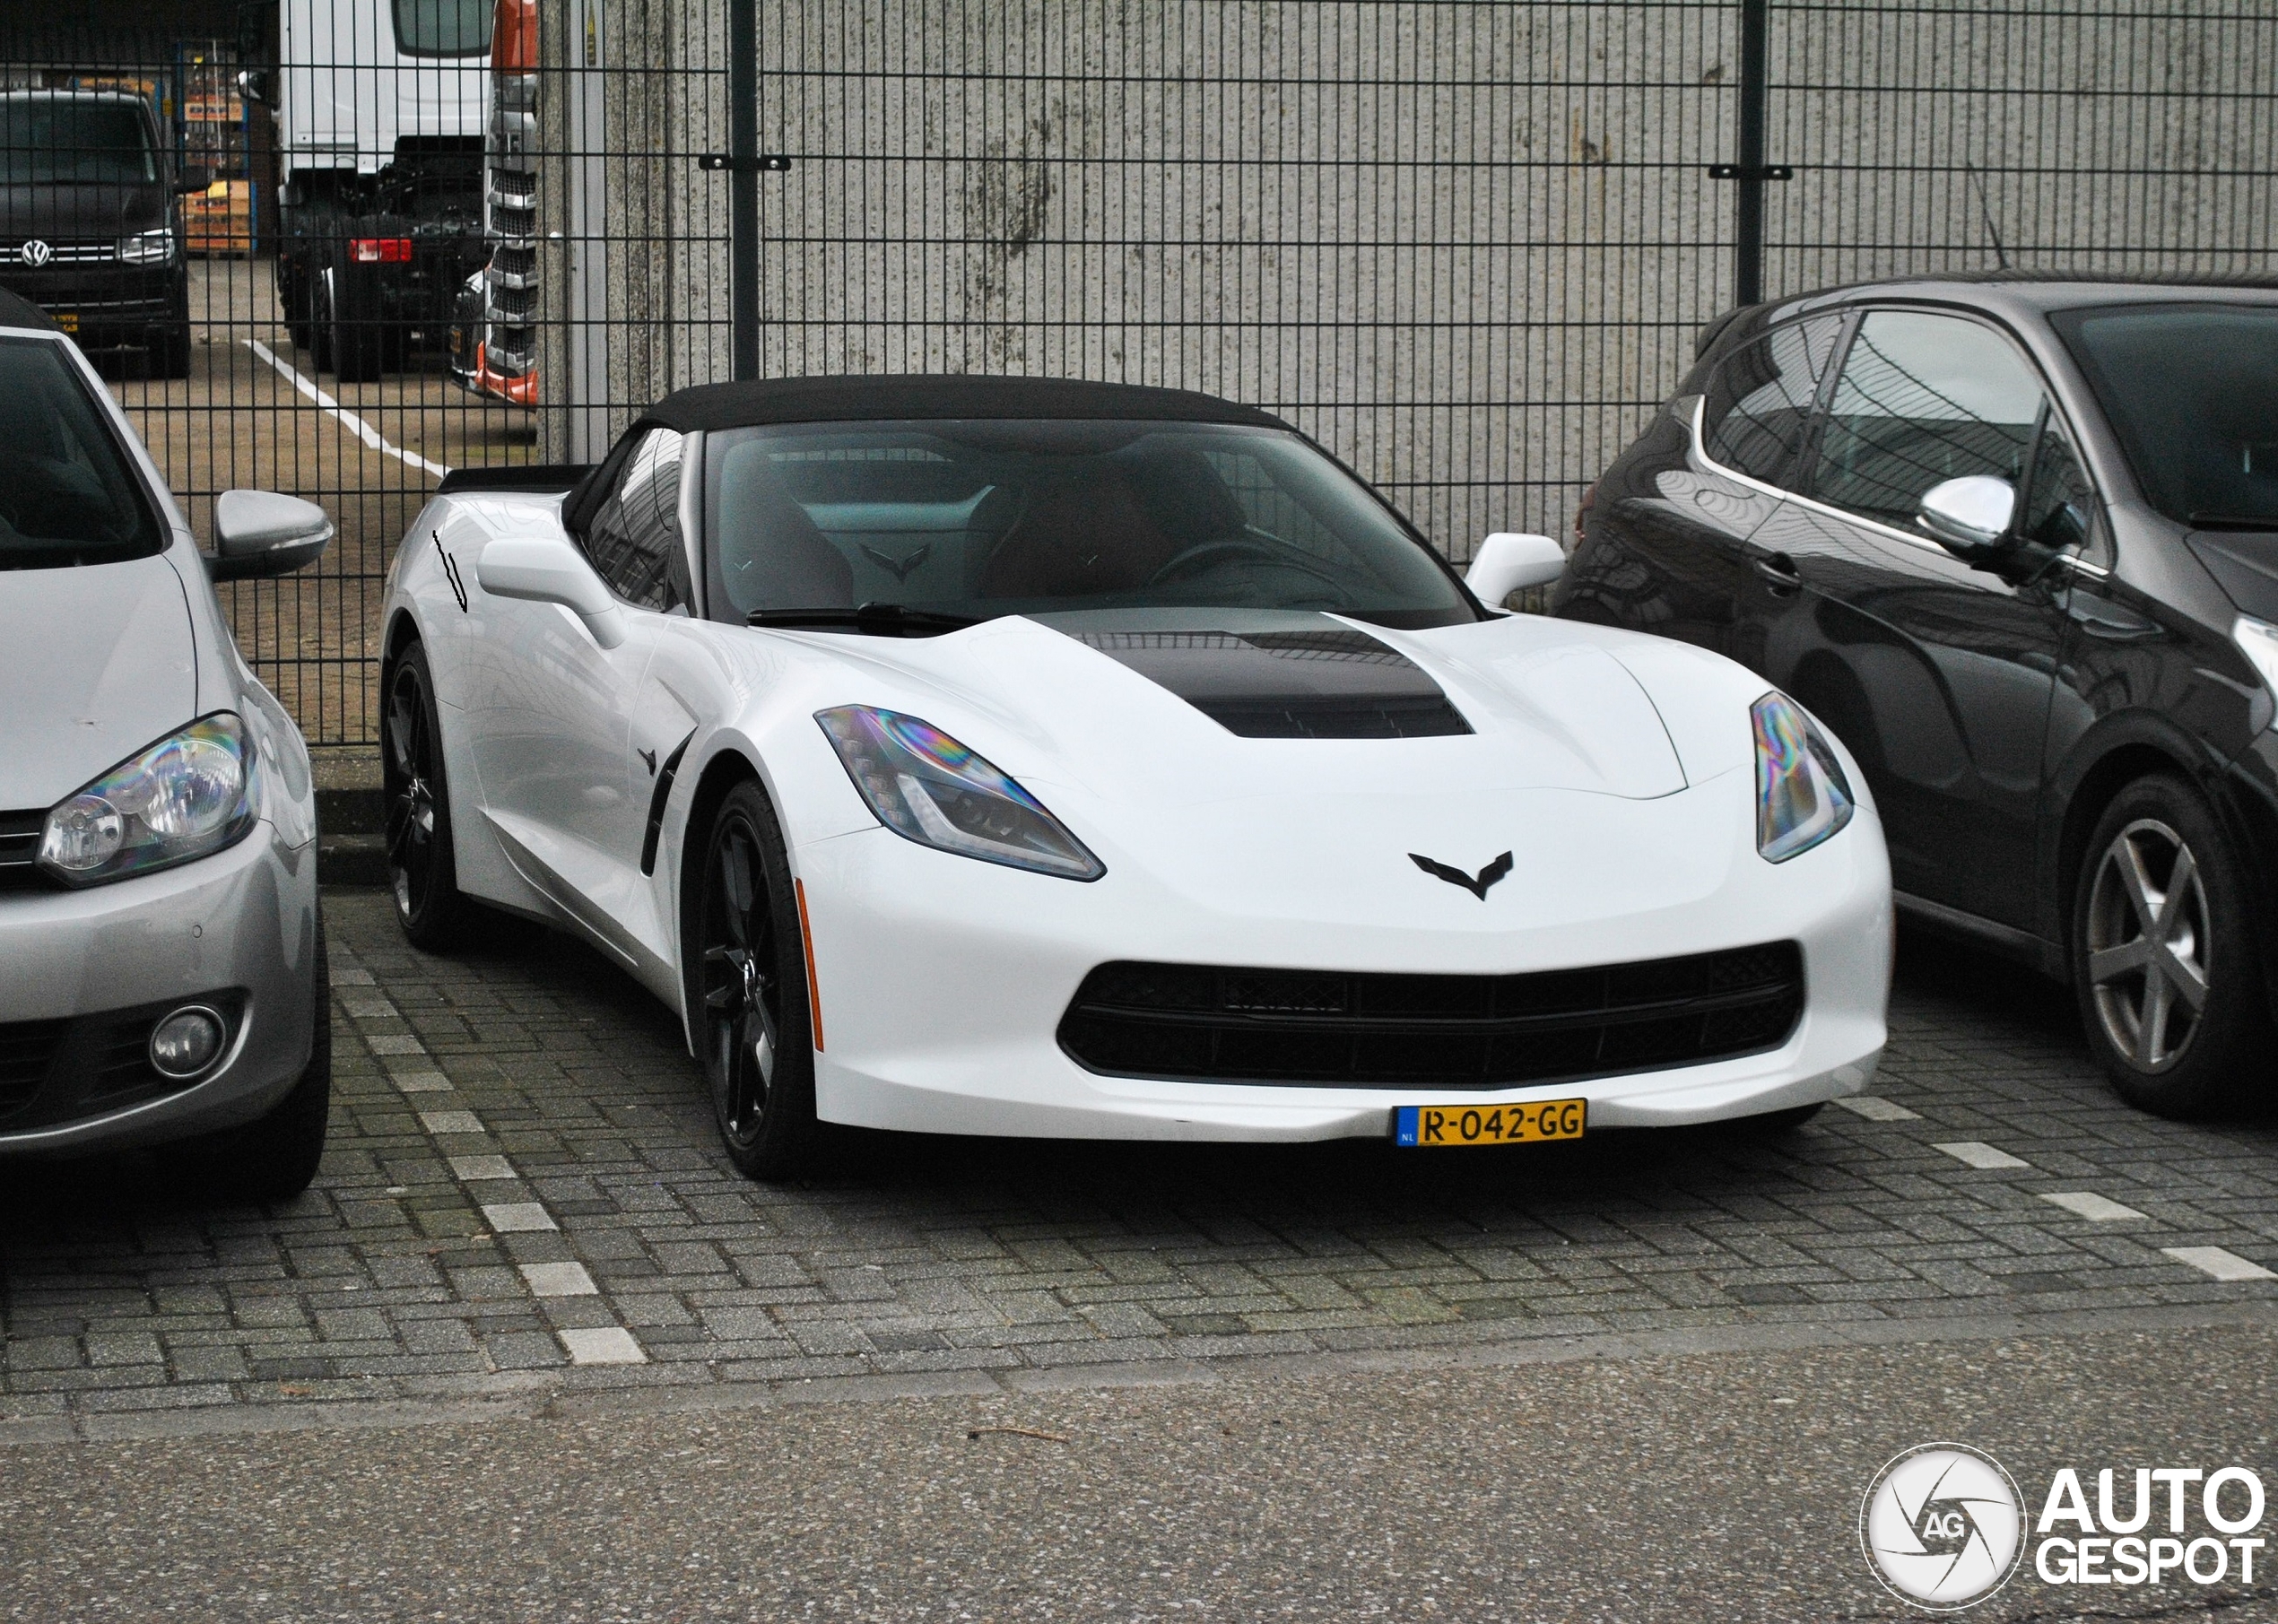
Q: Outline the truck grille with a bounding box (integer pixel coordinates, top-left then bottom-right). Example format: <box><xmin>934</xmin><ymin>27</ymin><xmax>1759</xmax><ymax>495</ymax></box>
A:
<box><xmin>1057</xmin><ymin>943</ymin><xmax>1805</xmax><ymax>1089</ymax></box>
<box><xmin>483</xmin><ymin>78</ymin><xmax>539</xmax><ymax>378</ymax></box>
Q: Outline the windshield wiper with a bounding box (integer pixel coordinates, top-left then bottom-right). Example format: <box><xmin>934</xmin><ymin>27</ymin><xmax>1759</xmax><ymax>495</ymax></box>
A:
<box><xmin>2188</xmin><ymin>513</ymin><xmax>2278</xmax><ymax>533</ymax></box>
<box><xmin>745</xmin><ymin>602</ymin><xmax>981</xmax><ymax>636</ymax></box>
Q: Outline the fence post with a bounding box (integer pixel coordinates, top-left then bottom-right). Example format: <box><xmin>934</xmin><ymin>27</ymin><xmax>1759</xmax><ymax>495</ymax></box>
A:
<box><xmin>728</xmin><ymin>0</ymin><xmax>759</xmax><ymax>381</ymax></box>
<box><xmin>1735</xmin><ymin>0</ymin><xmax>1769</xmax><ymax>306</ymax></box>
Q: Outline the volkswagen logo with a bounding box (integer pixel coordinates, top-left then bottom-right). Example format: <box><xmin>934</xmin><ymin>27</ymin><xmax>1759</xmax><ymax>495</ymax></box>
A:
<box><xmin>17</xmin><ymin>239</ymin><xmax>53</xmax><ymax>268</ymax></box>
<box><xmin>1860</xmin><ymin>1442</ymin><xmax>2026</xmax><ymax>1610</ymax></box>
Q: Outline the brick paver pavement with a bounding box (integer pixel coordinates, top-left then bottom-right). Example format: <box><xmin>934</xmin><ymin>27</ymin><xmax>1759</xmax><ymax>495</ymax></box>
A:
<box><xmin>5</xmin><ymin>890</ymin><xmax>2276</xmax><ymax>1432</ymax></box>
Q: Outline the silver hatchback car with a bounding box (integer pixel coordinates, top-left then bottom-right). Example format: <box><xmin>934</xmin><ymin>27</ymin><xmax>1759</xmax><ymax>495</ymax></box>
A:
<box><xmin>0</xmin><ymin>291</ymin><xmax>335</xmax><ymax>1200</ymax></box>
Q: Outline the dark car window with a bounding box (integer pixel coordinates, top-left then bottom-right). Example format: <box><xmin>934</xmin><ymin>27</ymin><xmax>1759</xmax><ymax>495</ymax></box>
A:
<box><xmin>0</xmin><ymin>336</ymin><xmax>164</xmax><ymax>569</ymax></box>
<box><xmin>0</xmin><ymin>100</ymin><xmax>156</xmax><ymax>185</ymax></box>
<box><xmin>393</xmin><ymin>0</ymin><xmax>491</xmax><ymax>56</ymax></box>
<box><xmin>1701</xmin><ymin>313</ymin><xmax>1845</xmax><ymax>487</ymax></box>
<box><xmin>581</xmin><ymin>427</ymin><xmax>688</xmax><ymax>612</ymax></box>
<box><xmin>703</xmin><ymin>419</ymin><xmax>1474</xmax><ymax>630</ymax></box>
<box><xmin>2051</xmin><ymin>303</ymin><xmax>2278</xmax><ymax>529</ymax></box>
<box><xmin>1806</xmin><ymin>310</ymin><xmax>2045</xmax><ymax>530</ymax></box>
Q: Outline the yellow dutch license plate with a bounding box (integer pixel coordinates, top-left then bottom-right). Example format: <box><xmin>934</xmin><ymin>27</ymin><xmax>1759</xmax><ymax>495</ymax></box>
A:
<box><xmin>1395</xmin><ymin>1099</ymin><xmax>1586</xmax><ymax>1147</ymax></box>
<box><xmin>53</xmin><ymin>311</ymin><xmax>78</xmax><ymax>334</ymax></box>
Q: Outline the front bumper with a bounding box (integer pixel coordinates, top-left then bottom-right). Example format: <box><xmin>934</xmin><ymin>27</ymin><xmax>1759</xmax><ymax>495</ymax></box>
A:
<box><xmin>789</xmin><ymin>771</ymin><xmax>1892</xmax><ymax>1142</ymax></box>
<box><xmin>0</xmin><ymin>821</ymin><xmax>318</xmax><ymax>1154</ymax></box>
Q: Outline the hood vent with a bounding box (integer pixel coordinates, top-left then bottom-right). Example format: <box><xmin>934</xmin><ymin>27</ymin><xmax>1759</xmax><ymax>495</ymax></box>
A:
<box><xmin>1066</xmin><ymin>626</ymin><xmax>1473</xmax><ymax>739</ymax></box>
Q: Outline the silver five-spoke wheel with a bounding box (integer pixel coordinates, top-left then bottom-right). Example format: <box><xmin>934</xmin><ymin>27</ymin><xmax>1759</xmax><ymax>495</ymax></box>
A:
<box><xmin>2083</xmin><ymin>816</ymin><xmax>2210</xmax><ymax>1073</ymax></box>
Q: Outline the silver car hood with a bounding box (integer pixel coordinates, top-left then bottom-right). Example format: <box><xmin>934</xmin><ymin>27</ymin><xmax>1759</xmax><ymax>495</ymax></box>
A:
<box><xmin>0</xmin><ymin>554</ymin><xmax>197</xmax><ymax>810</ymax></box>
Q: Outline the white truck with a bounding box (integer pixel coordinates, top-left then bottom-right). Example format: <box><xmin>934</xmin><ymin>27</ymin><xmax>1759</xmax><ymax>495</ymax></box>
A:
<box><xmin>262</xmin><ymin>0</ymin><xmax>493</xmax><ymax>382</ymax></box>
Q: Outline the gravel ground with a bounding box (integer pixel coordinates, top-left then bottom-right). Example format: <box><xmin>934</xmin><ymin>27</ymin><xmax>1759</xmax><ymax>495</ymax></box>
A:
<box><xmin>4</xmin><ymin>1323</ymin><xmax>2274</xmax><ymax>1621</ymax></box>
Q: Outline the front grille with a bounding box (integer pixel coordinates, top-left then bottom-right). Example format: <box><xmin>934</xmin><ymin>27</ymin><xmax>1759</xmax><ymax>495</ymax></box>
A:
<box><xmin>4</xmin><ymin>239</ymin><xmax>117</xmax><ymax>265</ymax></box>
<box><xmin>0</xmin><ymin>1019</ymin><xmax>69</xmax><ymax>1114</ymax></box>
<box><xmin>1057</xmin><ymin>943</ymin><xmax>1804</xmax><ymax>1089</ymax></box>
<box><xmin>0</xmin><ymin>992</ymin><xmax>245</xmax><ymax>1132</ymax></box>
<box><xmin>0</xmin><ymin>808</ymin><xmax>43</xmax><ymax>891</ymax></box>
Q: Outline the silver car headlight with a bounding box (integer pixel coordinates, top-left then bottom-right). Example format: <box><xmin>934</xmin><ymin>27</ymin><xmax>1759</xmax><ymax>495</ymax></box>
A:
<box><xmin>38</xmin><ymin>713</ymin><xmax>256</xmax><ymax>886</ymax></box>
<box><xmin>118</xmin><ymin>227</ymin><xmax>178</xmax><ymax>265</ymax></box>
<box><xmin>816</xmin><ymin>706</ymin><xmax>1104</xmax><ymax>881</ymax></box>
<box><xmin>1752</xmin><ymin>692</ymin><xmax>1855</xmax><ymax>863</ymax></box>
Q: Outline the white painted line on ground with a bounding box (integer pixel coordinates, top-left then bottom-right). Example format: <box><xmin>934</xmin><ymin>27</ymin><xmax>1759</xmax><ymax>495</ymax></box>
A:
<box><xmin>520</xmin><ymin>1263</ymin><xmax>599</xmax><ymax>1298</ymax></box>
<box><xmin>482</xmin><ymin>1202</ymin><xmax>559</xmax><ymax>1234</ymax></box>
<box><xmin>560</xmin><ymin>1327</ymin><xmax>648</xmax><ymax>1366</ymax></box>
<box><xmin>333</xmin><ymin>956</ymin><xmax>647</xmax><ymax>1371</ymax></box>
<box><xmin>1833</xmin><ymin>1095</ymin><xmax>1921</xmax><ymax>1122</ymax></box>
<box><xmin>242</xmin><ymin>338</ymin><xmax>451</xmax><ymax>478</ymax></box>
<box><xmin>2042</xmin><ymin>1191</ymin><xmax>2149</xmax><ymax>1222</ymax></box>
<box><xmin>2162</xmin><ymin>1246</ymin><xmax>2277</xmax><ymax>1282</ymax></box>
<box><xmin>1934</xmin><ymin>1142</ymin><xmax>2032</xmax><ymax>1170</ymax></box>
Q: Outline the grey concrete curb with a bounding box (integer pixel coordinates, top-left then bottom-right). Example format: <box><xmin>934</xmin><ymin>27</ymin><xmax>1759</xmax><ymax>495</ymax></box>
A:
<box><xmin>313</xmin><ymin>746</ymin><xmax>386</xmax><ymax>885</ymax></box>
<box><xmin>10</xmin><ymin>1298</ymin><xmax>2273</xmax><ymax>1449</ymax></box>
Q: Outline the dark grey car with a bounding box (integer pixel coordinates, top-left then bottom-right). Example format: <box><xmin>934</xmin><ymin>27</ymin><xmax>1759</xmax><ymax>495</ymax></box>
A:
<box><xmin>0</xmin><ymin>290</ymin><xmax>335</xmax><ymax>1196</ymax></box>
<box><xmin>1557</xmin><ymin>274</ymin><xmax>2278</xmax><ymax>1119</ymax></box>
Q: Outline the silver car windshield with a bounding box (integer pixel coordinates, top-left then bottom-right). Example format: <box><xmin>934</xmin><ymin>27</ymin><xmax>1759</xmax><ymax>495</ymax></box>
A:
<box><xmin>0</xmin><ymin>337</ymin><xmax>164</xmax><ymax>569</ymax></box>
<box><xmin>702</xmin><ymin>418</ymin><xmax>1475</xmax><ymax>630</ymax></box>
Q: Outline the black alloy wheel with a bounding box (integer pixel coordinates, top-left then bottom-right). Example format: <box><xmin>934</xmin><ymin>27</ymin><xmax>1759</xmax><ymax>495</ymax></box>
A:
<box><xmin>691</xmin><ymin>779</ymin><xmax>822</xmax><ymax>1180</ymax></box>
<box><xmin>381</xmin><ymin>641</ymin><xmax>471</xmax><ymax>949</ymax></box>
<box><xmin>2073</xmin><ymin>775</ymin><xmax>2268</xmax><ymax>1118</ymax></box>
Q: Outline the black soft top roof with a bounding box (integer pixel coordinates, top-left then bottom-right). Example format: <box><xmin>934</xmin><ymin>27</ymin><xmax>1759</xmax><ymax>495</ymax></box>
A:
<box><xmin>0</xmin><ymin>289</ymin><xmax>61</xmax><ymax>334</ymax></box>
<box><xmin>639</xmin><ymin>374</ymin><xmax>1292</xmax><ymax>435</ymax></box>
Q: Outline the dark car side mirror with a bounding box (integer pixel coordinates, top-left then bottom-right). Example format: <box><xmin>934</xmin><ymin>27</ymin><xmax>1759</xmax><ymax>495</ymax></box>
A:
<box><xmin>176</xmin><ymin>165</ymin><xmax>215</xmax><ymax>194</ymax></box>
<box><xmin>207</xmin><ymin>490</ymin><xmax>334</xmax><ymax>579</ymax></box>
<box><xmin>1916</xmin><ymin>475</ymin><xmax>2018</xmax><ymax>563</ymax></box>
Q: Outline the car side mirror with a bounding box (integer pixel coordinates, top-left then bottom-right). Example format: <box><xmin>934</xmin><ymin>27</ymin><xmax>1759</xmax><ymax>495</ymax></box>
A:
<box><xmin>175</xmin><ymin>165</ymin><xmax>215</xmax><ymax>194</ymax></box>
<box><xmin>209</xmin><ymin>490</ymin><xmax>333</xmax><ymax>579</ymax></box>
<box><xmin>1466</xmin><ymin>531</ymin><xmax>1566</xmax><ymax>608</ymax></box>
<box><xmin>474</xmin><ymin>533</ymin><xmax>628</xmax><ymax>649</ymax></box>
<box><xmin>1916</xmin><ymin>475</ymin><xmax>2017</xmax><ymax>561</ymax></box>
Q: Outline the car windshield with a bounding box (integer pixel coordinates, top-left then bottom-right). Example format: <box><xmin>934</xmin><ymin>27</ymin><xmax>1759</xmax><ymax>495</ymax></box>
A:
<box><xmin>2054</xmin><ymin>302</ymin><xmax>2278</xmax><ymax>527</ymax></box>
<box><xmin>704</xmin><ymin>419</ymin><xmax>1475</xmax><ymax>630</ymax></box>
<box><xmin>0</xmin><ymin>100</ymin><xmax>156</xmax><ymax>186</ymax></box>
<box><xmin>0</xmin><ymin>336</ymin><xmax>164</xmax><ymax>569</ymax></box>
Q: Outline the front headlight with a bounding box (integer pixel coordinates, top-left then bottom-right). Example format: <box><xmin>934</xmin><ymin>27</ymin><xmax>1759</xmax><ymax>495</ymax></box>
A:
<box><xmin>118</xmin><ymin>227</ymin><xmax>177</xmax><ymax>265</ymax></box>
<box><xmin>816</xmin><ymin>706</ymin><xmax>1104</xmax><ymax>881</ymax></box>
<box><xmin>1752</xmin><ymin>692</ymin><xmax>1855</xmax><ymax>863</ymax></box>
<box><xmin>2231</xmin><ymin>618</ymin><xmax>2278</xmax><ymax>726</ymax></box>
<box><xmin>38</xmin><ymin>713</ymin><xmax>256</xmax><ymax>887</ymax></box>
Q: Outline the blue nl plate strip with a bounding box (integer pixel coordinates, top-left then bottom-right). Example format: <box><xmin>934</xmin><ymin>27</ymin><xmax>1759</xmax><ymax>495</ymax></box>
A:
<box><xmin>1394</xmin><ymin>1106</ymin><xmax>1420</xmax><ymax>1146</ymax></box>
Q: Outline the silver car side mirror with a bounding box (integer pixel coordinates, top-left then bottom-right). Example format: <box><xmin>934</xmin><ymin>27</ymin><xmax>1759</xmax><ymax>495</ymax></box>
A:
<box><xmin>1467</xmin><ymin>531</ymin><xmax>1566</xmax><ymax>608</ymax></box>
<box><xmin>209</xmin><ymin>490</ymin><xmax>334</xmax><ymax>579</ymax></box>
<box><xmin>474</xmin><ymin>533</ymin><xmax>629</xmax><ymax>649</ymax></box>
<box><xmin>1917</xmin><ymin>475</ymin><xmax>2017</xmax><ymax>557</ymax></box>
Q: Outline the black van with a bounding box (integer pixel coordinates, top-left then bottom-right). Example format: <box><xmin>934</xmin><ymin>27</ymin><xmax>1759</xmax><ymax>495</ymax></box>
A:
<box><xmin>0</xmin><ymin>90</ymin><xmax>196</xmax><ymax>378</ymax></box>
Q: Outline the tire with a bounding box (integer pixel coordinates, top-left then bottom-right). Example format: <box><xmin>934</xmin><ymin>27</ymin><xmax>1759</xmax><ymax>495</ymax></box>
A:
<box><xmin>182</xmin><ymin>907</ymin><xmax>332</xmax><ymax>1203</ymax></box>
<box><xmin>279</xmin><ymin>252</ymin><xmax>312</xmax><ymax>352</ymax></box>
<box><xmin>381</xmin><ymin>640</ymin><xmax>474</xmax><ymax>950</ymax></box>
<box><xmin>684</xmin><ymin>778</ymin><xmax>824</xmax><ymax>1181</ymax></box>
<box><xmin>2071</xmin><ymin>774</ymin><xmax>2270</xmax><ymax>1118</ymax></box>
<box><xmin>327</xmin><ymin>242</ymin><xmax>385</xmax><ymax>383</ymax></box>
<box><xmin>309</xmin><ymin>255</ymin><xmax>337</xmax><ymax>373</ymax></box>
<box><xmin>148</xmin><ymin>321</ymin><xmax>191</xmax><ymax>380</ymax></box>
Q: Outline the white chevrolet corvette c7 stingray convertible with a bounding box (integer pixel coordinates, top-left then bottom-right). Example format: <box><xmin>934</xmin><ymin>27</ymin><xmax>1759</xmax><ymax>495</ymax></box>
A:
<box><xmin>379</xmin><ymin>376</ymin><xmax>1891</xmax><ymax>1178</ymax></box>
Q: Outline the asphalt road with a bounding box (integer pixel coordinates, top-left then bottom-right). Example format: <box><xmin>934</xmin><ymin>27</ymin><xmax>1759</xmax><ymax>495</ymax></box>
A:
<box><xmin>4</xmin><ymin>1323</ymin><xmax>2274</xmax><ymax>1622</ymax></box>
